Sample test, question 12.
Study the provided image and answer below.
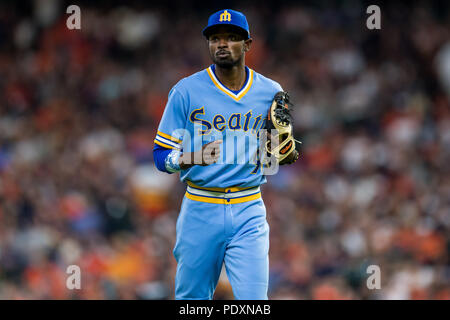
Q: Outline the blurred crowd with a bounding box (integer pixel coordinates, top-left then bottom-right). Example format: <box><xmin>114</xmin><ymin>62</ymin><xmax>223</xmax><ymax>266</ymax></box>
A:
<box><xmin>0</xmin><ymin>0</ymin><xmax>449</xmax><ymax>299</ymax></box>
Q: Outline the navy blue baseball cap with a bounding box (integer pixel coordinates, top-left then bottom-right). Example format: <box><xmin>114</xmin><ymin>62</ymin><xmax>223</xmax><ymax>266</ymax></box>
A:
<box><xmin>203</xmin><ymin>9</ymin><xmax>250</xmax><ymax>39</ymax></box>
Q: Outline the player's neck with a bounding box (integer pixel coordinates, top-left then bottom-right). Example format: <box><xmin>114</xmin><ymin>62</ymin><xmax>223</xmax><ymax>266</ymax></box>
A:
<box><xmin>214</xmin><ymin>64</ymin><xmax>246</xmax><ymax>92</ymax></box>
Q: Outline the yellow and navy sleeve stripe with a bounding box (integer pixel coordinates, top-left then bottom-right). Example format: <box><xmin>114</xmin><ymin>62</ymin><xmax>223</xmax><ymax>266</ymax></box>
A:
<box><xmin>154</xmin><ymin>131</ymin><xmax>182</xmax><ymax>150</ymax></box>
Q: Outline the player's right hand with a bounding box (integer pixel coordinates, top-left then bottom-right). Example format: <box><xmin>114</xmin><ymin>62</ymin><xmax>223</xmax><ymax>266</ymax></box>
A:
<box><xmin>200</xmin><ymin>140</ymin><xmax>222</xmax><ymax>165</ymax></box>
<box><xmin>179</xmin><ymin>140</ymin><xmax>222</xmax><ymax>170</ymax></box>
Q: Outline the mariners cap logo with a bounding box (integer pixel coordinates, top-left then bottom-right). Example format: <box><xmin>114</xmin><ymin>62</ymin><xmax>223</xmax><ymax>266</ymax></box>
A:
<box><xmin>203</xmin><ymin>9</ymin><xmax>250</xmax><ymax>39</ymax></box>
<box><xmin>219</xmin><ymin>10</ymin><xmax>231</xmax><ymax>22</ymax></box>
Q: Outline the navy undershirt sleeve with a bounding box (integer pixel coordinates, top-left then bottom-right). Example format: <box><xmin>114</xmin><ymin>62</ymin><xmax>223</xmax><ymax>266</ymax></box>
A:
<box><xmin>153</xmin><ymin>144</ymin><xmax>173</xmax><ymax>174</ymax></box>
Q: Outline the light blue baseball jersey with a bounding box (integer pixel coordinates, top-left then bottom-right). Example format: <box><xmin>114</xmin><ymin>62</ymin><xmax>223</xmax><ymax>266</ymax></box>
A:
<box><xmin>154</xmin><ymin>64</ymin><xmax>282</xmax><ymax>188</ymax></box>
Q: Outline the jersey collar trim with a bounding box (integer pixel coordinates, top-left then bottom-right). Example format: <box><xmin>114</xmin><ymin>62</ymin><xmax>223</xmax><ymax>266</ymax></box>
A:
<box><xmin>206</xmin><ymin>65</ymin><xmax>254</xmax><ymax>101</ymax></box>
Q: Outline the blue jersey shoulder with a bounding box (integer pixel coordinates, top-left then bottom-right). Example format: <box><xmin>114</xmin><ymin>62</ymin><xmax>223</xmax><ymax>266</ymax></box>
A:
<box><xmin>171</xmin><ymin>69</ymin><xmax>209</xmax><ymax>94</ymax></box>
<box><xmin>174</xmin><ymin>67</ymin><xmax>282</xmax><ymax>97</ymax></box>
<box><xmin>252</xmin><ymin>70</ymin><xmax>283</xmax><ymax>92</ymax></box>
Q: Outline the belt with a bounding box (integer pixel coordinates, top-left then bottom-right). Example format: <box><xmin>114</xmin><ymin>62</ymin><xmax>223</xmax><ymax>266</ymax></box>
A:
<box><xmin>185</xmin><ymin>181</ymin><xmax>261</xmax><ymax>204</ymax></box>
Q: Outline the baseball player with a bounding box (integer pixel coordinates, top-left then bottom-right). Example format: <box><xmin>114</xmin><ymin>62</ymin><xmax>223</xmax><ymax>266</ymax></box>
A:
<box><xmin>153</xmin><ymin>9</ymin><xmax>299</xmax><ymax>300</ymax></box>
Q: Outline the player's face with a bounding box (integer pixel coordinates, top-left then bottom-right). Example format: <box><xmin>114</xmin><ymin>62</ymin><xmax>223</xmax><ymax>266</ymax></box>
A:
<box><xmin>207</xmin><ymin>29</ymin><xmax>251</xmax><ymax>68</ymax></box>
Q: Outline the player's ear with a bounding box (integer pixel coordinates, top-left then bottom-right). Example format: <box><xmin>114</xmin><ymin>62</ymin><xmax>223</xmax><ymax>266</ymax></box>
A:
<box><xmin>244</xmin><ymin>38</ymin><xmax>252</xmax><ymax>52</ymax></box>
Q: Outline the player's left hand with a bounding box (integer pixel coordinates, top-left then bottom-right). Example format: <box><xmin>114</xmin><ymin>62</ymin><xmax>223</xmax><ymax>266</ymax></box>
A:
<box><xmin>264</xmin><ymin>91</ymin><xmax>301</xmax><ymax>165</ymax></box>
